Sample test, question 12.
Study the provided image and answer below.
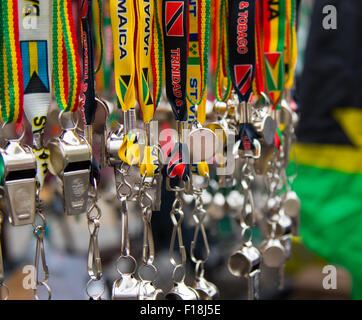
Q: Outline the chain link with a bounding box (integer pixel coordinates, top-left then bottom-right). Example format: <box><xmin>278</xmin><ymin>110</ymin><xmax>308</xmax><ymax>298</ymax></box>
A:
<box><xmin>32</xmin><ymin>185</ymin><xmax>51</xmax><ymax>300</ymax></box>
<box><xmin>239</xmin><ymin>158</ymin><xmax>256</xmax><ymax>246</ymax></box>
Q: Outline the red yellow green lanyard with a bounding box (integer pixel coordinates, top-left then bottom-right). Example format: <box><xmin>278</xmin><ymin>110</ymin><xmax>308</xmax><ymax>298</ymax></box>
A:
<box><xmin>254</xmin><ymin>0</ymin><xmax>265</xmax><ymax>98</ymax></box>
<box><xmin>151</xmin><ymin>0</ymin><xmax>164</xmax><ymax>112</ymax></box>
<box><xmin>284</xmin><ymin>0</ymin><xmax>297</xmax><ymax>89</ymax></box>
<box><xmin>213</xmin><ymin>0</ymin><xmax>232</xmax><ymax>102</ymax></box>
<box><xmin>52</xmin><ymin>0</ymin><xmax>81</xmax><ymax>113</ymax></box>
<box><xmin>94</xmin><ymin>0</ymin><xmax>114</xmax><ymax>94</ymax></box>
<box><xmin>262</xmin><ymin>0</ymin><xmax>287</xmax><ymax>109</ymax></box>
<box><xmin>0</xmin><ymin>0</ymin><xmax>24</xmax><ymax>124</ymax></box>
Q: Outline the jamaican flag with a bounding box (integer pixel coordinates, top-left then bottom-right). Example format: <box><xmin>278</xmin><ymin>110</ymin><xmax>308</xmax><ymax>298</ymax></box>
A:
<box><xmin>291</xmin><ymin>0</ymin><xmax>362</xmax><ymax>299</ymax></box>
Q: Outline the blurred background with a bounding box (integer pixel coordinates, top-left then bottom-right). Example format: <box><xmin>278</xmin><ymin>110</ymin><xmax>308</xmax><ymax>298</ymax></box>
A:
<box><xmin>1</xmin><ymin>0</ymin><xmax>361</xmax><ymax>300</ymax></box>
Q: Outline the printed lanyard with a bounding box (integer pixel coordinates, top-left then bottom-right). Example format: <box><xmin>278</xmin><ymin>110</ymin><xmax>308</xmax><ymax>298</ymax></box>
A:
<box><xmin>162</xmin><ymin>0</ymin><xmax>190</xmax><ymax>182</ymax></box>
<box><xmin>228</xmin><ymin>0</ymin><xmax>256</xmax><ymax>104</ymax></box>
<box><xmin>79</xmin><ymin>0</ymin><xmax>97</xmax><ymax>126</ymax></box>
<box><xmin>262</xmin><ymin>0</ymin><xmax>287</xmax><ymax>109</ymax></box>
<box><xmin>186</xmin><ymin>0</ymin><xmax>210</xmax><ymax>125</ymax></box>
<box><xmin>0</xmin><ymin>0</ymin><xmax>24</xmax><ymax>124</ymax></box>
<box><xmin>137</xmin><ymin>0</ymin><xmax>164</xmax><ymax>178</ymax></box>
<box><xmin>18</xmin><ymin>0</ymin><xmax>52</xmax><ymax>188</ymax></box>
<box><xmin>162</xmin><ymin>0</ymin><xmax>189</xmax><ymax>122</ymax></box>
<box><xmin>110</xmin><ymin>0</ymin><xmax>136</xmax><ymax>112</ymax></box>
<box><xmin>52</xmin><ymin>0</ymin><xmax>81</xmax><ymax>113</ymax></box>
<box><xmin>284</xmin><ymin>0</ymin><xmax>297</xmax><ymax>89</ymax></box>
<box><xmin>213</xmin><ymin>0</ymin><xmax>232</xmax><ymax>102</ymax></box>
<box><xmin>135</xmin><ymin>0</ymin><xmax>155</xmax><ymax>124</ymax></box>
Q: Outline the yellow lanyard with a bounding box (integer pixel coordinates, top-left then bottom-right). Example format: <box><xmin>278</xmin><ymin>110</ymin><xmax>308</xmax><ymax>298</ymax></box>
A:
<box><xmin>110</xmin><ymin>0</ymin><xmax>136</xmax><ymax>111</ymax></box>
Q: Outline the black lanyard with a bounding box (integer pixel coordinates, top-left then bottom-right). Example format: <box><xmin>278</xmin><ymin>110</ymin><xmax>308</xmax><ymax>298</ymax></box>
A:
<box><xmin>80</xmin><ymin>0</ymin><xmax>97</xmax><ymax>126</ymax></box>
<box><xmin>228</xmin><ymin>0</ymin><xmax>256</xmax><ymax>103</ymax></box>
<box><xmin>162</xmin><ymin>0</ymin><xmax>189</xmax><ymax>121</ymax></box>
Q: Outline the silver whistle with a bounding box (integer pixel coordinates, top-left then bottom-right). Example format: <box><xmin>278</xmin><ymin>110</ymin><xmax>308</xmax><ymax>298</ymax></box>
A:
<box><xmin>0</xmin><ymin>140</ymin><xmax>37</xmax><ymax>226</ymax></box>
<box><xmin>47</xmin><ymin>129</ymin><xmax>91</xmax><ymax>215</ymax></box>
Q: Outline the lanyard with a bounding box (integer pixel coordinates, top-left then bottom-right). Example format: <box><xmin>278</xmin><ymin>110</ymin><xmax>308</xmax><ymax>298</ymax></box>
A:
<box><xmin>254</xmin><ymin>0</ymin><xmax>265</xmax><ymax>98</ymax></box>
<box><xmin>79</xmin><ymin>0</ymin><xmax>97</xmax><ymax>126</ymax></box>
<box><xmin>262</xmin><ymin>0</ymin><xmax>286</xmax><ymax>109</ymax></box>
<box><xmin>0</xmin><ymin>0</ymin><xmax>24</xmax><ymax>124</ymax></box>
<box><xmin>135</xmin><ymin>0</ymin><xmax>155</xmax><ymax>124</ymax></box>
<box><xmin>213</xmin><ymin>0</ymin><xmax>232</xmax><ymax>102</ymax></box>
<box><xmin>186</xmin><ymin>0</ymin><xmax>210</xmax><ymax>125</ymax></box>
<box><xmin>162</xmin><ymin>0</ymin><xmax>189</xmax><ymax>122</ymax></box>
<box><xmin>110</xmin><ymin>0</ymin><xmax>136</xmax><ymax>112</ymax></box>
<box><xmin>94</xmin><ymin>0</ymin><xmax>114</xmax><ymax>94</ymax></box>
<box><xmin>18</xmin><ymin>0</ymin><xmax>52</xmax><ymax>187</ymax></box>
<box><xmin>228</xmin><ymin>0</ymin><xmax>256</xmax><ymax>104</ymax></box>
<box><xmin>151</xmin><ymin>0</ymin><xmax>164</xmax><ymax>113</ymax></box>
<box><xmin>52</xmin><ymin>0</ymin><xmax>81</xmax><ymax>113</ymax></box>
<box><xmin>284</xmin><ymin>0</ymin><xmax>297</xmax><ymax>89</ymax></box>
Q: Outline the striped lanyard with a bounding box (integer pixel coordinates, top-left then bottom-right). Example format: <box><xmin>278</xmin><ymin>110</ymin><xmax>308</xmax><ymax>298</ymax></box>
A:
<box><xmin>186</xmin><ymin>0</ymin><xmax>211</xmax><ymax>125</ymax></box>
<box><xmin>94</xmin><ymin>0</ymin><xmax>114</xmax><ymax>95</ymax></box>
<box><xmin>0</xmin><ymin>0</ymin><xmax>24</xmax><ymax>124</ymax></box>
<box><xmin>213</xmin><ymin>0</ymin><xmax>232</xmax><ymax>102</ymax></box>
<box><xmin>262</xmin><ymin>0</ymin><xmax>287</xmax><ymax>109</ymax></box>
<box><xmin>18</xmin><ymin>0</ymin><xmax>52</xmax><ymax>188</ymax></box>
<box><xmin>52</xmin><ymin>0</ymin><xmax>81</xmax><ymax>113</ymax></box>
<box><xmin>254</xmin><ymin>0</ymin><xmax>265</xmax><ymax>98</ymax></box>
<box><xmin>284</xmin><ymin>0</ymin><xmax>297</xmax><ymax>89</ymax></box>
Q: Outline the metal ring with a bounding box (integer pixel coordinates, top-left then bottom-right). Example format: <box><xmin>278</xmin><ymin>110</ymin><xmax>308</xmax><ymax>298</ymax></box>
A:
<box><xmin>241</xmin><ymin>226</ymin><xmax>253</xmax><ymax>244</ymax></box>
<box><xmin>116</xmin><ymin>255</ymin><xmax>137</xmax><ymax>276</ymax></box>
<box><xmin>34</xmin><ymin>281</ymin><xmax>52</xmax><ymax>300</ymax></box>
<box><xmin>172</xmin><ymin>264</ymin><xmax>186</xmax><ymax>283</ymax></box>
<box><xmin>138</xmin><ymin>264</ymin><xmax>158</xmax><ymax>283</ymax></box>
<box><xmin>86</xmin><ymin>278</ymin><xmax>106</xmax><ymax>300</ymax></box>
<box><xmin>1</xmin><ymin>121</ymin><xmax>25</xmax><ymax>142</ymax></box>
<box><xmin>58</xmin><ymin>109</ymin><xmax>79</xmax><ymax>131</ymax></box>
<box><xmin>0</xmin><ymin>283</ymin><xmax>9</xmax><ymax>300</ymax></box>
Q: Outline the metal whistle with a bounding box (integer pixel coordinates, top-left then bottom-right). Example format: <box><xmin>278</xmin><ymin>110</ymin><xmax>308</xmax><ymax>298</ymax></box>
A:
<box><xmin>47</xmin><ymin>129</ymin><xmax>91</xmax><ymax>215</ymax></box>
<box><xmin>0</xmin><ymin>140</ymin><xmax>37</xmax><ymax>226</ymax></box>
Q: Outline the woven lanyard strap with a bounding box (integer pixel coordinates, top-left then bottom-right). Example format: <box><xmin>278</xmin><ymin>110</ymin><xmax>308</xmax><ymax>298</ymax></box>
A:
<box><xmin>186</xmin><ymin>0</ymin><xmax>210</xmax><ymax>125</ymax></box>
<box><xmin>18</xmin><ymin>0</ymin><xmax>52</xmax><ymax>188</ymax></box>
<box><xmin>254</xmin><ymin>0</ymin><xmax>265</xmax><ymax>97</ymax></box>
<box><xmin>0</xmin><ymin>0</ymin><xmax>24</xmax><ymax>124</ymax></box>
<box><xmin>110</xmin><ymin>0</ymin><xmax>136</xmax><ymax>111</ymax></box>
<box><xmin>19</xmin><ymin>0</ymin><xmax>51</xmax><ymax>130</ymax></box>
<box><xmin>79</xmin><ymin>0</ymin><xmax>97</xmax><ymax>125</ymax></box>
<box><xmin>228</xmin><ymin>0</ymin><xmax>256</xmax><ymax>103</ymax></box>
<box><xmin>151</xmin><ymin>0</ymin><xmax>163</xmax><ymax>111</ymax></box>
<box><xmin>94</xmin><ymin>0</ymin><xmax>113</xmax><ymax>93</ymax></box>
<box><xmin>262</xmin><ymin>0</ymin><xmax>286</xmax><ymax>109</ymax></box>
<box><xmin>284</xmin><ymin>0</ymin><xmax>297</xmax><ymax>89</ymax></box>
<box><xmin>52</xmin><ymin>0</ymin><xmax>81</xmax><ymax>113</ymax></box>
<box><xmin>213</xmin><ymin>0</ymin><xmax>232</xmax><ymax>102</ymax></box>
<box><xmin>162</xmin><ymin>0</ymin><xmax>189</xmax><ymax>121</ymax></box>
<box><xmin>135</xmin><ymin>0</ymin><xmax>155</xmax><ymax>123</ymax></box>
